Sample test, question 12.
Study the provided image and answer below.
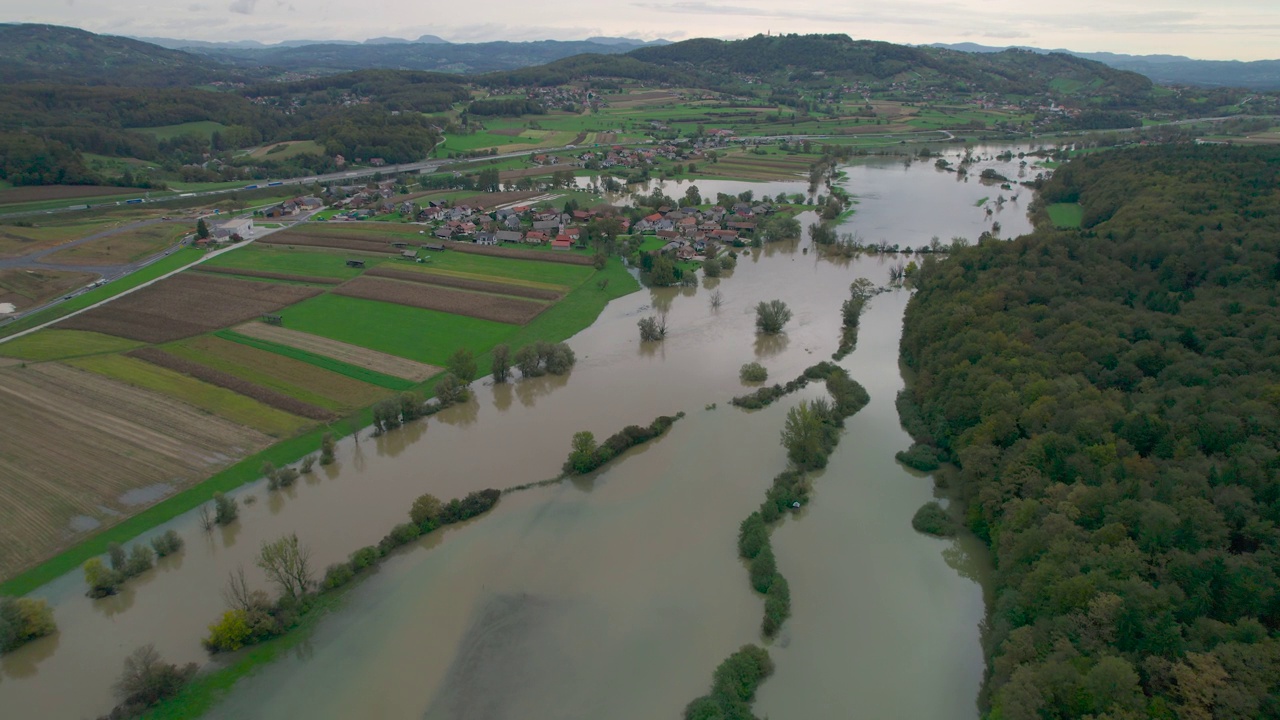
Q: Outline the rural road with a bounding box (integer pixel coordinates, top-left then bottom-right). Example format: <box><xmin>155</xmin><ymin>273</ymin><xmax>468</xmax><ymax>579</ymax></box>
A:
<box><xmin>0</xmin><ymin>214</ymin><xmax>309</xmax><ymax>345</ymax></box>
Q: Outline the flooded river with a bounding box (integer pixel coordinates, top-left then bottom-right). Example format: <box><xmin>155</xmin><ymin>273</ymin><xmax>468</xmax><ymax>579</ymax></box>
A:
<box><xmin>0</xmin><ymin>147</ymin><xmax>1033</xmax><ymax>719</ymax></box>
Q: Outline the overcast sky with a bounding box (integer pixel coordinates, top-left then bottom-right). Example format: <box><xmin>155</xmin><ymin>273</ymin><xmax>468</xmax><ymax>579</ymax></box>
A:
<box><xmin>9</xmin><ymin>0</ymin><xmax>1279</xmax><ymax>60</ymax></box>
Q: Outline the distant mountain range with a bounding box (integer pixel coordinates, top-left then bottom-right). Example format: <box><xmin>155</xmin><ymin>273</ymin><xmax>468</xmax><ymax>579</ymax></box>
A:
<box><xmin>930</xmin><ymin>43</ymin><xmax>1280</xmax><ymax>90</ymax></box>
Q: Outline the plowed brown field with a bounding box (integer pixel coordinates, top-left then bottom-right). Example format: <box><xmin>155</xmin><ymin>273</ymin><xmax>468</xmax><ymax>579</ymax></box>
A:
<box><xmin>334</xmin><ymin>276</ymin><xmax>546</xmax><ymax>324</ymax></box>
<box><xmin>60</xmin><ymin>274</ymin><xmax>321</xmax><ymax>343</ymax></box>
<box><xmin>442</xmin><ymin>240</ymin><xmax>594</xmax><ymax>266</ymax></box>
<box><xmin>366</xmin><ymin>267</ymin><xmax>563</xmax><ymax>301</ymax></box>
<box><xmin>197</xmin><ymin>266</ymin><xmax>343</xmax><ymax>285</ymax></box>
<box><xmin>0</xmin><ymin>363</ymin><xmax>272</xmax><ymax>579</ymax></box>
<box><xmin>259</xmin><ymin>230</ymin><xmax>400</xmax><ymax>255</ymax></box>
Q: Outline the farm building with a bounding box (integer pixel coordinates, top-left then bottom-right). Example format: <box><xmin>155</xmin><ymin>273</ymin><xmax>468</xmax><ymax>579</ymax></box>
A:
<box><xmin>213</xmin><ymin>217</ymin><xmax>255</xmax><ymax>240</ymax></box>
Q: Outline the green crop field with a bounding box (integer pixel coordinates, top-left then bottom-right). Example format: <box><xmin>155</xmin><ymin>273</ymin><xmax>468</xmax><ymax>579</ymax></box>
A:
<box><xmin>1047</xmin><ymin>203</ymin><xmax>1084</xmax><ymax>228</ymax></box>
<box><xmin>68</xmin><ymin>353</ymin><xmax>310</xmax><ymax>437</ymax></box>
<box><xmin>214</xmin><ymin>330</ymin><xmax>417</xmax><ymax>391</ymax></box>
<box><xmin>279</xmin><ymin>294</ymin><xmax>517</xmax><ymax>366</ymax></box>
<box><xmin>166</xmin><ymin>336</ymin><xmax>391</xmax><ymax>411</ymax></box>
<box><xmin>0</xmin><ymin>329</ymin><xmax>142</xmax><ymax>361</ymax></box>
<box><xmin>202</xmin><ymin>245</ymin><xmax>378</xmax><ymax>279</ymax></box>
<box><xmin>133</xmin><ymin>121</ymin><xmax>229</xmax><ymax>141</ymax></box>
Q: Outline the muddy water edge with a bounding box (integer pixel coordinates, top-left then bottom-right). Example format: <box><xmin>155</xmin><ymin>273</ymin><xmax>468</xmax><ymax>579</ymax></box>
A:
<box><xmin>0</xmin><ymin>147</ymin><xmax>1033</xmax><ymax>719</ymax></box>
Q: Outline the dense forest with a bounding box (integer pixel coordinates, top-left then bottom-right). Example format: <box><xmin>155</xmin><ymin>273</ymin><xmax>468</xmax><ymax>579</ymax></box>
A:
<box><xmin>899</xmin><ymin>144</ymin><xmax>1280</xmax><ymax>719</ymax></box>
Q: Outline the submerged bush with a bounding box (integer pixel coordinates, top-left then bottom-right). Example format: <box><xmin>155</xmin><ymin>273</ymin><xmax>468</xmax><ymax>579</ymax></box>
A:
<box><xmin>896</xmin><ymin>443</ymin><xmax>942</xmax><ymax>471</ymax></box>
<box><xmin>911</xmin><ymin>502</ymin><xmax>956</xmax><ymax>537</ymax></box>
<box><xmin>739</xmin><ymin>362</ymin><xmax>768</xmax><ymax>383</ymax></box>
<box><xmin>0</xmin><ymin>596</ymin><xmax>56</xmax><ymax>652</ymax></box>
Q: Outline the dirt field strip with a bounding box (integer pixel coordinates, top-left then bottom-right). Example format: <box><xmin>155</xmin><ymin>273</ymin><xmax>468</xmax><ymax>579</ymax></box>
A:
<box><xmin>258</xmin><ymin>231</ymin><xmax>401</xmax><ymax>255</ymax></box>
<box><xmin>60</xmin><ymin>273</ymin><xmax>322</xmax><ymax>343</ymax></box>
<box><xmin>232</xmin><ymin>322</ymin><xmax>442</xmax><ymax>381</ymax></box>
<box><xmin>196</xmin><ymin>266</ymin><xmax>344</xmax><ymax>285</ymax></box>
<box><xmin>441</xmin><ymin>240</ymin><xmax>595</xmax><ymax>266</ymax></box>
<box><xmin>333</xmin><ymin>276</ymin><xmax>547</xmax><ymax>325</ymax></box>
<box><xmin>127</xmin><ymin>346</ymin><xmax>336</xmax><ymax>420</ymax></box>
<box><xmin>0</xmin><ymin>363</ymin><xmax>273</xmax><ymax>578</ymax></box>
<box><xmin>366</xmin><ymin>267</ymin><xmax>564</xmax><ymax>301</ymax></box>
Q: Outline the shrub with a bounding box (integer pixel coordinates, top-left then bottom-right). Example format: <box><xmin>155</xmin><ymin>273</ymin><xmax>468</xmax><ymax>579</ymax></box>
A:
<box><xmin>150</xmin><ymin>530</ymin><xmax>184</xmax><ymax>558</ymax></box>
<box><xmin>514</xmin><ymin>344</ymin><xmax>542</xmax><ymax>377</ymax></box>
<box><xmin>702</xmin><ymin>256</ymin><xmax>722</xmax><ymax>277</ymax></box>
<box><xmin>203</xmin><ymin>609</ymin><xmax>253</xmax><ymax>652</ymax></box>
<box><xmin>739</xmin><ymin>362</ymin><xmax>768</xmax><ymax>383</ymax></box>
<box><xmin>123</xmin><ymin>544</ymin><xmax>154</xmax><ymax>577</ymax></box>
<box><xmin>896</xmin><ymin>443</ymin><xmax>942</xmax><ymax>471</ymax></box>
<box><xmin>110</xmin><ymin>644</ymin><xmax>197</xmax><ymax>713</ymax></box>
<box><xmin>755</xmin><ymin>299</ymin><xmax>792</xmax><ymax>334</ymax></box>
<box><xmin>322</xmin><ymin>563</ymin><xmax>355</xmax><ymax>590</ymax></box>
<box><xmin>543</xmin><ymin>342</ymin><xmax>576</xmax><ymax>375</ymax></box>
<box><xmin>434</xmin><ymin>373</ymin><xmax>469</xmax><ymax>406</ymax></box>
<box><xmin>275</xmin><ymin>466</ymin><xmax>299</xmax><ymax>488</ymax></box>
<box><xmin>299</xmin><ymin>455</ymin><xmax>316</xmax><ymax>474</ymax></box>
<box><xmin>107</xmin><ymin>542</ymin><xmax>127</xmax><ymax>573</ymax></box>
<box><xmin>213</xmin><ymin>492</ymin><xmax>238</xmax><ymax>525</ymax></box>
<box><xmin>911</xmin><ymin>502</ymin><xmax>956</xmax><ymax>537</ymax></box>
<box><xmin>737</xmin><ymin>513</ymin><xmax>769</xmax><ymax>559</ymax></box>
<box><xmin>0</xmin><ymin>596</ymin><xmax>57</xmax><ymax>652</ymax></box>
<box><xmin>320</xmin><ymin>432</ymin><xmax>336</xmax><ymax>465</ymax></box>
<box><xmin>410</xmin><ymin>493</ymin><xmax>443</xmax><ymax>529</ymax></box>
<box><xmin>438</xmin><ymin>489</ymin><xmax>502</xmax><ymax>525</ymax></box>
<box><xmin>446</xmin><ymin>348</ymin><xmax>477</xmax><ymax>383</ymax></box>
<box><xmin>638</xmin><ymin>316</ymin><xmax>666</xmax><ymax>342</ymax></box>
<box><xmin>711</xmin><ymin>644</ymin><xmax>775</xmax><ymax>703</ymax></box>
<box><xmin>748</xmin><ymin>546</ymin><xmax>776</xmax><ymax>593</ymax></box>
<box><xmin>83</xmin><ymin>558</ymin><xmax>121</xmax><ymax>598</ymax></box>
<box><xmin>349</xmin><ymin>546</ymin><xmax>381</xmax><ymax>572</ymax></box>
<box><xmin>563</xmin><ymin>415</ymin><xmax>678</xmax><ymax>475</ymax></box>
<box><xmin>378</xmin><ymin>522</ymin><xmax>421</xmax><ymax>553</ymax></box>
<box><xmin>762</xmin><ymin>574</ymin><xmax>791</xmax><ymax>637</ymax></box>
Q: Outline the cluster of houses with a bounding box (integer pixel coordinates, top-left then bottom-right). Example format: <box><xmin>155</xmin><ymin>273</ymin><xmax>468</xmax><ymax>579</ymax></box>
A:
<box><xmin>261</xmin><ymin>196</ymin><xmax>325</xmax><ymax>218</ymax></box>
<box><xmin>632</xmin><ymin>201</ymin><xmax>772</xmax><ymax>259</ymax></box>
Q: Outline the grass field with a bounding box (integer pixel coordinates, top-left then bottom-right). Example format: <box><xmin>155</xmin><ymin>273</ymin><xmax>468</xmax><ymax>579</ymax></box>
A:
<box><xmin>279</xmin><ymin>294</ymin><xmax>518</xmax><ymax>366</ymax></box>
<box><xmin>638</xmin><ymin>236</ymin><xmax>668</xmax><ymax>252</ymax></box>
<box><xmin>0</xmin><ymin>329</ymin><xmax>142</xmax><ymax>361</ymax></box>
<box><xmin>43</xmin><ymin>222</ymin><xmax>188</xmax><ymax>265</ymax></box>
<box><xmin>0</xmin><ymin>267</ymin><xmax>97</xmax><ymax>312</ymax></box>
<box><xmin>69</xmin><ymin>353</ymin><xmax>310</xmax><ymax>437</ymax></box>
<box><xmin>0</xmin><ymin>217</ymin><xmax>124</xmax><ymax>256</ymax></box>
<box><xmin>248</xmin><ymin>140</ymin><xmax>324</xmax><ymax>160</ymax></box>
<box><xmin>202</xmin><ymin>245</ymin><xmax>376</xmax><ymax>279</ymax></box>
<box><xmin>1047</xmin><ymin>203</ymin><xmax>1084</xmax><ymax>228</ymax></box>
<box><xmin>214</xmin><ymin>329</ymin><xmax>419</xmax><ymax>391</ymax></box>
<box><xmin>166</xmin><ymin>335</ymin><xmax>391</xmax><ymax>412</ymax></box>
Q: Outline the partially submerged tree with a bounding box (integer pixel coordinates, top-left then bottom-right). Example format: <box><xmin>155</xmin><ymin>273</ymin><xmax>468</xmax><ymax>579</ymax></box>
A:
<box><xmin>112</xmin><ymin>644</ymin><xmax>197</xmax><ymax>713</ymax></box>
<box><xmin>446</xmin><ymin>348</ymin><xmax>477</xmax><ymax>383</ymax></box>
<box><xmin>638</xmin><ymin>314</ymin><xmax>667</xmax><ymax>342</ymax></box>
<box><xmin>755</xmin><ymin>299</ymin><xmax>792</xmax><ymax>334</ymax></box>
<box><xmin>0</xmin><ymin>596</ymin><xmax>56</xmax><ymax>652</ymax></box>
<box><xmin>257</xmin><ymin>533</ymin><xmax>313</xmax><ymax>602</ymax></box>
<box><xmin>491</xmin><ymin>343</ymin><xmax>511</xmax><ymax>383</ymax></box>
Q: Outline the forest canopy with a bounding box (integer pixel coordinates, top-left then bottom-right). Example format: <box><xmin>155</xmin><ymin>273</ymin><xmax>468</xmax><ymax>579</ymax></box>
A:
<box><xmin>899</xmin><ymin>144</ymin><xmax>1280</xmax><ymax>719</ymax></box>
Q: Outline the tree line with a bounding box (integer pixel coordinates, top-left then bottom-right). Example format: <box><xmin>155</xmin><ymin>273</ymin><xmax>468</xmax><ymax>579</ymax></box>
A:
<box><xmin>899</xmin><ymin>143</ymin><xmax>1280</xmax><ymax>719</ymax></box>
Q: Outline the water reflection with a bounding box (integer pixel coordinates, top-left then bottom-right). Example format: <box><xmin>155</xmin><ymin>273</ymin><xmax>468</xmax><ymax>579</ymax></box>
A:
<box><xmin>0</xmin><ymin>632</ymin><xmax>57</xmax><ymax>679</ymax></box>
<box><xmin>491</xmin><ymin>381</ymin><xmax>514</xmax><ymax>412</ymax></box>
<box><xmin>513</xmin><ymin>372</ymin><xmax>569</xmax><ymax>408</ymax></box>
<box><xmin>753</xmin><ymin>332</ymin><xmax>789</xmax><ymax>358</ymax></box>
<box><xmin>437</xmin><ymin>396</ymin><xmax>479</xmax><ymax>427</ymax></box>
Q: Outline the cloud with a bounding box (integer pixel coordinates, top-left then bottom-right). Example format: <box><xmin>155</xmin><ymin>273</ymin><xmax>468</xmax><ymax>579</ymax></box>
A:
<box><xmin>228</xmin><ymin>0</ymin><xmax>257</xmax><ymax>14</ymax></box>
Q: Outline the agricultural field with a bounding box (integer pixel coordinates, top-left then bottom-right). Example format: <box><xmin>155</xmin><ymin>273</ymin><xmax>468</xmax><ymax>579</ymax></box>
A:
<box><xmin>60</xmin><ymin>273</ymin><xmax>322</xmax><ymax>343</ymax></box>
<box><xmin>196</xmin><ymin>266</ymin><xmax>344</xmax><ymax>285</ymax></box>
<box><xmin>69</xmin><ymin>353</ymin><xmax>310</xmax><ymax>437</ymax></box>
<box><xmin>279</xmin><ymin>294</ymin><xmax>516</xmax><ymax>366</ymax></box>
<box><xmin>0</xmin><ymin>329</ymin><xmax>142</xmax><ymax>362</ymax></box>
<box><xmin>0</xmin><ymin>362</ymin><xmax>273</xmax><ymax>579</ymax></box>
<box><xmin>0</xmin><ymin>217</ymin><xmax>122</xmax><ymax>258</ymax></box>
<box><xmin>43</xmin><ymin>222</ymin><xmax>188</xmax><ymax>265</ymax></box>
<box><xmin>367</xmin><ymin>266</ymin><xmax>564</xmax><ymax>301</ymax></box>
<box><xmin>127</xmin><ymin>346</ymin><xmax>335</xmax><ymax>420</ymax></box>
<box><xmin>334</xmin><ymin>275</ymin><xmax>549</xmax><ymax>324</ymax></box>
<box><xmin>0</xmin><ymin>267</ymin><xmax>97</xmax><ymax>313</ymax></box>
<box><xmin>259</xmin><ymin>229</ymin><xmax>403</xmax><ymax>255</ymax></box>
<box><xmin>442</xmin><ymin>240</ymin><xmax>596</xmax><ymax>267</ymax></box>
<box><xmin>230</xmin><ymin>322</ymin><xmax>442</xmax><ymax>382</ymax></box>
<box><xmin>696</xmin><ymin>151</ymin><xmax>814</xmax><ymax>181</ymax></box>
<box><xmin>165</xmin><ymin>335</ymin><xmax>392</xmax><ymax>412</ymax></box>
<box><xmin>201</xmin><ymin>244</ymin><xmax>377</xmax><ymax>279</ymax></box>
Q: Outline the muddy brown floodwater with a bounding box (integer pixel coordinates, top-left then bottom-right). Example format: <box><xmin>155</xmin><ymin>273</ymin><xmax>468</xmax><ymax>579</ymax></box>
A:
<box><xmin>0</xmin><ymin>147</ymin><xmax>1033</xmax><ymax>719</ymax></box>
